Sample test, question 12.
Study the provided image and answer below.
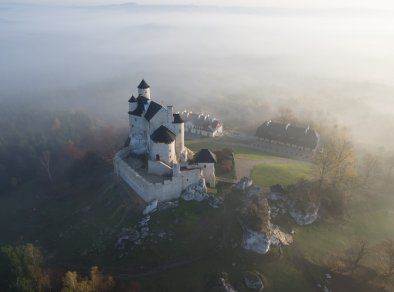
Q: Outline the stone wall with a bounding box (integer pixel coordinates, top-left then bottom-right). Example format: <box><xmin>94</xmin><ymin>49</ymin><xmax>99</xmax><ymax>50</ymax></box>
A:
<box><xmin>114</xmin><ymin>148</ymin><xmax>201</xmax><ymax>202</ymax></box>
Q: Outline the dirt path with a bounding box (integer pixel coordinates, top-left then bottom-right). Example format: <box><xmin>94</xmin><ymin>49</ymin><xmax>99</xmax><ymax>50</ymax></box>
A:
<box><xmin>235</xmin><ymin>157</ymin><xmax>267</xmax><ymax>180</ymax></box>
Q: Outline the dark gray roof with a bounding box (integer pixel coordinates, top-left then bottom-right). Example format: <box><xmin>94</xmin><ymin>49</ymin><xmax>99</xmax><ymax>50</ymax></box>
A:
<box><xmin>151</xmin><ymin>125</ymin><xmax>176</xmax><ymax>144</ymax></box>
<box><xmin>255</xmin><ymin>121</ymin><xmax>318</xmax><ymax>149</ymax></box>
<box><xmin>128</xmin><ymin>95</ymin><xmax>149</xmax><ymax>117</ymax></box>
<box><xmin>128</xmin><ymin>94</ymin><xmax>137</xmax><ymax>103</ymax></box>
<box><xmin>173</xmin><ymin>113</ymin><xmax>184</xmax><ymax>124</ymax></box>
<box><xmin>138</xmin><ymin>79</ymin><xmax>150</xmax><ymax>89</ymax></box>
<box><xmin>144</xmin><ymin>101</ymin><xmax>163</xmax><ymax>121</ymax></box>
<box><xmin>138</xmin><ymin>94</ymin><xmax>149</xmax><ymax>103</ymax></box>
<box><xmin>194</xmin><ymin>149</ymin><xmax>217</xmax><ymax>163</ymax></box>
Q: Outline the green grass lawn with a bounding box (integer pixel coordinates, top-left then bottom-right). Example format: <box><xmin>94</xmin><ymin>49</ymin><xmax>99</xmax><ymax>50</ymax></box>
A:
<box><xmin>294</xmin><ymin>190</ymin><xmax>394</xmax><ymax>266</ymax></box>
<box><xmin>251</xmin><ymin>163</ymin><xmax>315</xmax><ymax>187</ymax></box>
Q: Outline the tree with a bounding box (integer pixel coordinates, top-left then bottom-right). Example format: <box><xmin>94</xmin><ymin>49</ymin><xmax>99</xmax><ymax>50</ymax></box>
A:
<box><xmin>61</xmin><ymin>266</ymin><xmax>114</xmax><ymax>292</ymax></box>
<box><xmin>358</xmin><ymin>153</ymin><xmax>380</xmax><ymax>189</ymax></box>
<box><xmin>40</xmin><ymin>150</ymin><xmax>52</xmax><ymax>183</ymax></box>
<box><xmin>345</xmin><ymin>240</ymin><xmax>369</xmax><ymax>275</ymax></box>
<box><xmin>378</xmin><ymin>239</ymin><xmax>394</xmax><ymax>278</ymax></box>
<box><xmin>313</xmin><ymin>127</ymin><xmax>357</xmax><ymax>191</ymax></box>
<box><xmin>384</xmin><ymin>156</ymin><xmax>394</xmax><ymax>183</ymax></box>
<box><xmin>275</xmin><ymin>107</ymin><xmax>298</xmax><ymax>124</ymax></box>
<box><xmin>0</xmin><ymin>244</ymin><xmax>50</xmax><ymax>292</ymax></box>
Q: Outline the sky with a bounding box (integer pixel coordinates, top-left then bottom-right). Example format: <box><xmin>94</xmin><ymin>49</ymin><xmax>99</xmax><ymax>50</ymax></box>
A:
<box><xmin>2</xmin><ymin>0</ymin><xmax>394</xmax><ymax>9</ymax></box>
<box><xmin>0</xmin><ymin>0</ymin><xmax>394</xmax><ymax>149</ymax></box>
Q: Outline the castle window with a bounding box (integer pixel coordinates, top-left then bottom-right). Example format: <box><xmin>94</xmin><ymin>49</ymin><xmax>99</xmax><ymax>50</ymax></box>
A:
<box><xmin>134</xmin><ymin>118</ymin><xmax>137</xmax><ymax>121</ymax></box>
<box><xmin>156</xmin><ymin>154</ymin><xmax>160</xmax><ymax>161</ymax></box>
<box><xmin>204</xmin><ymin>164</ymin><xmax>206</xmax><ymax>168</ymax></box>
<box><xmin>179</xmin><ymin>129</ymin><xmax>181</xmax><ymax>133</ymax></box>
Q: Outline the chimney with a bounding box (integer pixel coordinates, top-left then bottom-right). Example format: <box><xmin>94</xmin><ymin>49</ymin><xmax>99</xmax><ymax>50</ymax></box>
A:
<box><xmin>167</xmin><ymin>106</ymin><xmax>173</xmax><ymax>123</ymax></box>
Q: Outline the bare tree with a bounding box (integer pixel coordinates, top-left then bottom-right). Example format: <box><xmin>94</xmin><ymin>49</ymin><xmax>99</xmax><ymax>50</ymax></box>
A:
<box><xmin>275</xmin><ymin>107</ymin><xmax>298</xmax><ymax>125</ymax></box>
<box><xmin>385</xmin><ymin>156</ymin><xmax>394</xmax><ymax>183</ymax></box>
<box><xmin>344</xmin><ymin>240</ymin><xmax>369</xmax><ymax>275</ymax></box>
<box><xmin>313</xmin><ymin>127</ymin><xmax>357</xmax><ymax>191</ymax></box>
<box><xmin>359</xmin><ymin>153</ymin><xmax>380</xmax><ymax>189</ymax></box>
<box><xmin>380</xmin><ymin>240</ymin><xmax>394</xmax><ymax>277</ymax></box>
<box><xmin>40</xmin><ymin>150</ymin><xmax>52</xmax><ymax>183</ymax></box>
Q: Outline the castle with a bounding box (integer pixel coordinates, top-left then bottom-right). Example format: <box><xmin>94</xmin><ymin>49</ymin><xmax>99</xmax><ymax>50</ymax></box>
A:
<box><xmin>114</xmin><ymin>80</ymin><xmax>217</xmax><ymax>202</ymax></box>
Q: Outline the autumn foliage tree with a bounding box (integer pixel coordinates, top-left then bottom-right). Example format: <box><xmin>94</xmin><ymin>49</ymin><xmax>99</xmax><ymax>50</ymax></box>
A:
<box><xmin>314</xmin><ymin>127</ymin><xmax>357</xmax><ymax>190</ymax></box>
<box><xmin>313</xmin><ymin>127</ymin><xmax>358</xmax><ymax>216</ymax></box>
<box><xmin>61</xmin><ymin>266</ymin><xmax>114</xmax><ymax>292</ymax></box>
<box><xmin>0</xmin><ymin>244</ymin><xmax>50</xmax><ymax>292</ymax></box>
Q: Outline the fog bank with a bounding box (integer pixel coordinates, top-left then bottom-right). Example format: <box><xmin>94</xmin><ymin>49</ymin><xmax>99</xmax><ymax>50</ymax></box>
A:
<box><xmin>1</xmin><ymin>2</ymin><xmax>394</xmax><ymax>149</ymax></box>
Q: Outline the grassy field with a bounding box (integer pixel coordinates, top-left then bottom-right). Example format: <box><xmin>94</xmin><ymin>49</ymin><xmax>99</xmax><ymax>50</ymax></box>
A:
<box><xmin>251</xmin><ymin>163</ymin><xmax>314</xmax><ymax>187</ymax></box>
<box><xmin>295</xmin><ymin>190</ymin><xmax>394</xmax><ymax>265</ymax></box>
<box><xmin>186</xmin><ymin>137</ymin><xmax>313</xmax><ymax>183</ymax></box>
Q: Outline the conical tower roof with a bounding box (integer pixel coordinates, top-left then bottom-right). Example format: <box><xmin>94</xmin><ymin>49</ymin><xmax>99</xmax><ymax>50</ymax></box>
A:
<box><xmin>137</xmin><ymin>79</ymin><xmax>150</xmax><ymax>89</ymax></box>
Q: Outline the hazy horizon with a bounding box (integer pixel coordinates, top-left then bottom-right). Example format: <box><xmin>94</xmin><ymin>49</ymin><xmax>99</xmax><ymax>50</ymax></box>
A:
<box><xmin>1</xmin><ymin>1</ymin><xmax>394</xmax><ymax>149</ymax></box>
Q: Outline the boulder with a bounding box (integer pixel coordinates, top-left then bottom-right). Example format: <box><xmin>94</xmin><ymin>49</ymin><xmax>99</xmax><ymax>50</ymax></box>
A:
<box><xmin>243</xmin><ymin>228</ymin><xmax>270</xmax><ymax>255</ymax></box>
<box><xmin>215</xmin><ymin>272</ymin><xmax>237</xmax><ymax>292</ymax></box>
<box><xmin>208</xmin><ymin>196</ymin><xmax>223</xmax><ymax>208</ymax></box>
<box><xmin>158</xmin><ymin>200</ymin><xmax>179</xmax><ymax>211</ymax></box>
<box><xmin>143</xmin><ymin>199</ymin><xmax>158</xmax><ymax>215</ymax></box>
<box><xmin>243</xmin><ymin>271</ymin><xmax>264</xmax><ymax>291</ymax></box>
<box><xmin>140</xmin><ymin>227</ymin><xmax>149</xmax><ymax>239</ymax></box>
<box><xmin>289</xmin><ymin>202</ymin><xmax>319</xmax><ymax>225</ymax></box>
<box><xmin>115</xmin><ymin>228</ymin><xmax>140</xmax><ymax>250</ymax></box>
<box><xmin>269</xmin><ymin>225</ymin><xmax>293</xmax><ymax>246</ymax></box>
<box><xmin>181</xmin><ymin>179</ymin><xmax>209</xmax><ymax>202</ymax></box>
<box><xmin>235</xmin><ymin>177</ymin><xmax>253</xmax><ymax>190</ymax></box>
<box><xmin>138</xmin><ymin>215</ymin><xmax>150</xmax><ymax>227</ymax></box>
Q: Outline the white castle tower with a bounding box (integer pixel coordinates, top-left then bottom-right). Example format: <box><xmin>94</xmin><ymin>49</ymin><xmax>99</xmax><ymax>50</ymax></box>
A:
<box><xmin>137</xmin><ymin>79</ymin><xmax>151</xmax><ymax>99</ymax></box>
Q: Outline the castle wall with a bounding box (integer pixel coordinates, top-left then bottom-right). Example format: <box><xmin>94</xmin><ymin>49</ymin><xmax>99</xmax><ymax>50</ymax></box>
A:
<box><xmin>180</xmin><ymin>168</ymin><xmax>201</xmax><ymax>189</ymax></box>
<box><xmin>114</xmin><ymin>148</ymin><xmax>201</xmax><ymax>202</ymax></box>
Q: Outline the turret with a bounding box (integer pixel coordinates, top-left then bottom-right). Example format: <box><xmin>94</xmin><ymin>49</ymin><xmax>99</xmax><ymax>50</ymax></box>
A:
<box><xmin>128</xmin><ymin>94</ymin><xmax>137</xmax><ymax>112</ymax></box>
<box><xmin>173</xmin><ymin>113</ymin><xmax>186</xmax><ymax>162</ymax></box>
<box><xmin>194</xmin><ymin>149</ymin><xmax>217</xmax><ymax>188</ymax></box>
<box><xmin>137</xmin><ymin>79</ymin><xmax>151</xmax><ymax>99</ymax></box>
